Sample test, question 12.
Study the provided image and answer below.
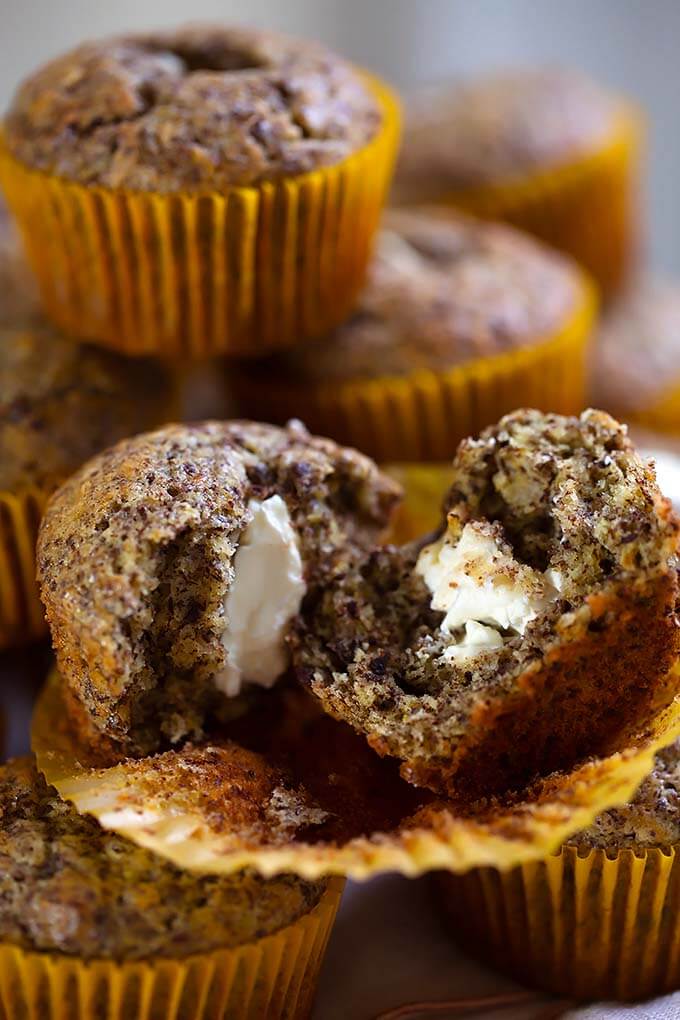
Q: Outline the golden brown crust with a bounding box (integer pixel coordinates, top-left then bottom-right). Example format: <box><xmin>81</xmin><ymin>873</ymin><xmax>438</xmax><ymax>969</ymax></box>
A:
<box><xmin>5</xmin><ymin>25</ymin><xmax>381</xmax><ymax>191</ymax></box>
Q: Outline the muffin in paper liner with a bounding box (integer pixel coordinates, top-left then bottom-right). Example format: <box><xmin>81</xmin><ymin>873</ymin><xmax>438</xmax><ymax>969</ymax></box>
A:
<box><xmin>0</xmin><ymin>75</ymin><xmax>400</xmax><ymax>360</ymax></box>
<box><xmin>398</xmin><ymin>110</ymin><xmax>641</xmax><ymax>300</ymax></box>
<box><xmin>0</xmin><ymin>876</ymin><xmax>343</xmax><ymax>1020</ymax></box>
<box><xmin>436</xmin><ymin>846</ymin><xmax>680</xmax><ymax>1003</ymax></box>
<box><xmin>231</xmin><ymin>275</ymin><xmax>596</xmax><ymax>464</ymax></box>
<box><xmin>31</xmin><ymin>668</ymin><xmax>680</xmax><ymax>882</ymax></box>
<box><xmin>0</xmin><ymin>486</ymin><xmax>48</xmax><ymax>647</ymax></box>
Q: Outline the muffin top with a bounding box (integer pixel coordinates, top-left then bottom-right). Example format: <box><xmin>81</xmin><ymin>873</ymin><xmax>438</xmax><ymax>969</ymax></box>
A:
<box><xmin>570</xmin><ymin>739</ymin><xmax>680</xmax><ymax>851</ymax></box>
<box><xmin>0</xmin><ymin>755</ymin><xmax>324</xmax><ymax>959</ymax></box>
<box><xmin>591</xmin><ymin>277</ymin><xmax>680</xmax><ymax>414</ymax></box>
<box><xmin>394</xmin><ymin>68</ymin><xmax>623</xmax><ymax>200</ymax></box>
<box><xmin>4</xmin><ymin>25</ymin><xmax>382</xmax><ymax>191</ymax></box>
<box><xmin>0</xmin><ymin>201</ymin><xmax>40</xmax><ymax>328</ymax></box>
<box><xmin>256</xmin><ymin>208</ymin><xmax>582</xmax><ymax>383</ymax></box>
<box><xmin>0</xmin><ymin>327</ymin><xmax>173</xmax><ymax>491</ymax></box>
<box><xmin>38</xmin><ymin>419</ymin><xmax>400</xmax><ymax>757</ymax></box>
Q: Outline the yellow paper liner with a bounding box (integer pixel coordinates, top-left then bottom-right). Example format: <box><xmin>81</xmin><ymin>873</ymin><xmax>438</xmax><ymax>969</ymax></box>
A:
<box><xmin>31</xmin><ymin>669</ymin><xmax>680</xmax><ymax>881</ymax></box>
<box><xmin>233</xmin><ymin>276</ymin><xmax>596</xmax><ymax>463</ymax></box>
<box><xmin>0</xmin><ymin>876</ymin><xmax>343</xmax><ymax>1020</ymax></box>
<box><xmin>611</xmin><ymin>380</ymin><xmax>680</xmax><ymax>436</ymax></box>
<box><xmin>0</xmin><ymin>486</ymin><xmax>49</xmax><ymax>648</ymax></box>
<box><xmin>0</xmin><ymin>76</ymin><xmax>400</xmax><ymax>360</ymax></box>
<box><xmin>413</xmin><ymin>111</ymin><xmax>642</xmax><ymax>299</ymax></box>
<box><xmin>437</xmin><ymin>843</ymin><xmax>680</xmax><ymax>1003</ymax></box>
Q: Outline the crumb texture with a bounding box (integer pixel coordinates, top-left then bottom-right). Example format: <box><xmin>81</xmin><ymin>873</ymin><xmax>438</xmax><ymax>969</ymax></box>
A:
<box><xmin>37</xmin><ymin>420</ymin><xmax>400</xmax><ymax>757</ymax></box>
<box><xmin>5</xmin><ymin>25</ymin><xmax>381</xmax><ymax>190</ymax></box>
<box><xmin>293</xmin><ymin>409</ymin><xmax>680</xmax><ymax>796</ymax></box>
<box><xmin>0</xmin><ymin>756</ymin><xmax>324</xmax><ymax>959</ymax></box>
<box><xmin>394</xmin><ymin>68</ymin><xmax>622</xmax><ymax>201</ymax></box>
<box><xmin>247</xmin><ymin>208</ymin><xmax>580</xmax><ymax>384</ymax></box>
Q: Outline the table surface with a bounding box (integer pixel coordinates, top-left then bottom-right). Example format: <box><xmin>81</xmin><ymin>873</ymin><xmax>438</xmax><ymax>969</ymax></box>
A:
<box><xmin>5</xmin><ymin>438</ymin><xmax>680</xmax><ymax>1020</ymax></box>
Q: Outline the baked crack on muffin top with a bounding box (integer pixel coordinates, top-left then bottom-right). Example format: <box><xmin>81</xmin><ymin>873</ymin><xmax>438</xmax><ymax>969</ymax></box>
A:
<box><xmin>0</xmin><ymin>756</ymin><xmax>325</xmax><ymax>959</ymax></box>
<box><xmin>37</xmin><ymin>419</ymin><xmax>400</xmax><ymax>758</ymax></box>
<box><xmin>247</xmin><ymin>207</ymin><xmax>581</xmax><ymax>383</ymax></box>
<box><xmin>293</xmin><ymin>409</ymin><xmax>680</xmax><ymax>797</ymax></box>
<box><xmin>4</xmin><ymin>25</ymin><xmax>382</xmax><ymax>191</ymax></box>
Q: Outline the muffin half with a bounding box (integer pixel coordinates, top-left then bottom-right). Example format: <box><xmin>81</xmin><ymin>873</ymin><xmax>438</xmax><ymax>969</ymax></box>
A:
<box><xmin>0</xmin><ymin>25</ymin><xmax>399</xmax><ymax>357</ymax></box>
<box><xmin>0</xmin><ymin>755</ymin><xmax>341</xmax><ymax>1020</ymax></box>
<box><xmin>393</xmin><ymin>68</ymin><xmax>640</xmax><ymax>296</ymax></box>
<box><xmin>232</xmin><ymin>207</ymin><xmax>595</xmax><ymax>462</ymax></box>
<box><xmin>293</xmin><ymin>409</ymin><xmax>680</xmax><ymax>796</ymax></box>
<box><xmin>37</xmin><ymin>419</ymin><xmax>400</xmax><ymax>758</ymax></box>
<box><xmin>437</xmin><ymin>736</ymin><xmax>680</xmax><ymax>1002</ymax></box>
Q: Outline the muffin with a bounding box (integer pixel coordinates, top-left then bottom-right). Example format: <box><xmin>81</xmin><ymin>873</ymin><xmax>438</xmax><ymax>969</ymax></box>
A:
<box><xmin>0</xmin><ymin>324</ymin><xmax>175</xmax><ymax>648</ymax></box>
<box><xmin>0</xmin><ymin>25</ymin><xmax>400</xmax><ymax>357</ymax></box>
<box><xmin>437</xmin><ymin>736</ymin><xmax>680</xmax><ymax>1002</ymax></box>
<box><xmin>393</xmin><ymin>68</ymin><xmax>640</xmax><ymax>296</ymax></box>
<box><xmin>37</xmin><ymin>419</ymin><xmax>400</xmax><ymax>758</ymax></box>
<box><xmin>293</xmin><ymin>409</ymin><xmax>680</xmax><ymax>798</ymax></box>
<box><xmin>0</xmin><ymin>755</ymin><xmax>341</xmax><ymax>1020</ymax></box>
<box><xmin>232</xmin><ymin>208</ymin><xmax>596</xmax><ymax>462</ymax></box>
<box><xmin>591</xmin><ymin>276</ymin><xmax>680</xmax><ymax>432</ymax></box>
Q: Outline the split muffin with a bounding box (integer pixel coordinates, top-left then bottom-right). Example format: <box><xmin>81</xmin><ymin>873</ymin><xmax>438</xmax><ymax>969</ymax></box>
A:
<box><xmin>293</xmin><ymin>409</ymin><xmax>680</xmax><ymax>797</ymax></box>
<box><xmin>0</xmin><ymin>24</ymin><xmax>399</xmax><ymax>357</ymax></box>
<box><xmin>0</xmin><ymin>755</ymin><xmax>341</xmax><ymax>1020</ymax></box>
<box><xmin>393</xmin><ymin>68</ymin><xmax>640</xmax><ymax>296</ymax></box>
<box><xmin>232</xmin><ymin>208</ymin><xmax>595</xmax><ymax>462</ymax></box>
<box><xmin>0</xmin><ymin>324</ymin><xmax>174</xmax><ymax>648</ymax></box>
<box><xmin>591</xmin><ymin>276</ymin><xmax>680</xmax><ymax>432</ymax></box>
<box><xmin>437</xmin><ymin>737</ymin><xmax>680</xmax><ymax>1002</ymax></box>
<box><xmin>37</xmin><ymin>419</ymin><xmax>400</xmax><ymax>759</ymax></box>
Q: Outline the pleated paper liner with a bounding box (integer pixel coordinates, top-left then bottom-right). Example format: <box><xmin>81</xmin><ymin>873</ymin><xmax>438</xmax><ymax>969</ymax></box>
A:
<box><xmin>436</xmin><ymin>845</ymin><xmax>680</xmax><ymax>1004</ymax></box>
<box><xmin>0</xmin><ymin>75</ymin><xmax>400</xmax><ymax>360</ymax></box>
<box><xmin>0</xmin><ymin>486</ymin><xmax>49</xmax><ymax>648</ymax></box>
<box><xmin>610</xmin><ymin>381</ymin><xmax>680</xmax><ymax>436</ymax></box>
<box><xmin>410</xmin><ymin>110</ymin><xmax>642</xmax><ymax>300</ymax></box>
<box><xmin>31</xmin><ymin>668</ymin><xmax>680</xmax><ymax>882</ymax></box>
<box><xmin>0</xmin><ymin>876</ymin><xmax>343</xmax><ymax>1020</ymax></box>
<box><xmin>232</xmin><ymin>276</ymin><xmax>596</xmax><ymax>463</ymax></box>
<box><xmin>382</xmin><ymin>463</ymin><xmax>452</xmax><ymax>545</ymax></box>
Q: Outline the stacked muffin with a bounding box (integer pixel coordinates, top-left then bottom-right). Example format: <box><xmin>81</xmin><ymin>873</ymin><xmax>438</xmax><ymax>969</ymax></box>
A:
<box><xmin>1</xmin><ymin>21</ymin><xmax>680</xmax><ymax>1018</ymax></box>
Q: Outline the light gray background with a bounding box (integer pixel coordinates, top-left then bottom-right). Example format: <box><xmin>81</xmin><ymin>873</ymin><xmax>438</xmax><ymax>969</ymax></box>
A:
<box><xmin>1</xmin><ymin>0</ymin><xmax>679</xmax><ymax>272</ymax></box>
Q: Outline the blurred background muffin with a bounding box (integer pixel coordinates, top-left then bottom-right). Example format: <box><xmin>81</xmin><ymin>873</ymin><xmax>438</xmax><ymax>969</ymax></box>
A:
<box><xmin>392</xmin><ymin>68</ymin><xmax>640</xmax><ymax>298</ymax></box>
<box><xmin>232</xmin><ymin>208</ymin><xmax>595</xmax><ymax>461</ymax></box>
<box><xmin>591</xmin><ymin>276</ymin><xmax>680</xmax><ymax>432</ymax></box>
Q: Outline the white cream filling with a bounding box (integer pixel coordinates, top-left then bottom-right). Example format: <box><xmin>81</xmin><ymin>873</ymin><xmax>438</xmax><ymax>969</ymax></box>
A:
<box><xmin>214</xmin><ymin>495</ymin><xmax>305</xmax><ymax>698</ymax></box>
<box><xmin>416</xmin><ymin>521</ymin><xmax>561</xmax><ymax>662</ymax></box>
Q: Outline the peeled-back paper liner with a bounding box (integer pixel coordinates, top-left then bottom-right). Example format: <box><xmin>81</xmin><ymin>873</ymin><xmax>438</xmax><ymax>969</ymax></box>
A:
<box><xmin>0</xmin><ymin>876</ymin><xmax>343</xmax><ymax>1020</ymax></box>
<box><xmin>231</xmin><ymin>278</ymin><xmax>596</xmax><ymax>463</ymax></box>
<box><xmin>399</xmin><ymin>110</ymin><xmax>642</xmax><ymax>299</ymax></box>
<box><xmin>437</xmin><ymin>844</ymin><xmax>680</xmax><ymax>1003</ymax></box>
<box><xmin>0</xmin><ymin>75</ymin><xmax>400</xmax><ymax>359</ymax></box>
<box><xmin>0</xmin><ymin>486</ymin><xmax>49</xmax><ymax>647</ymax></box>
<box><xmin>32</xmin><ymin>670</ymin><xmax>680</xmax><ymax>881</ymax></box>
